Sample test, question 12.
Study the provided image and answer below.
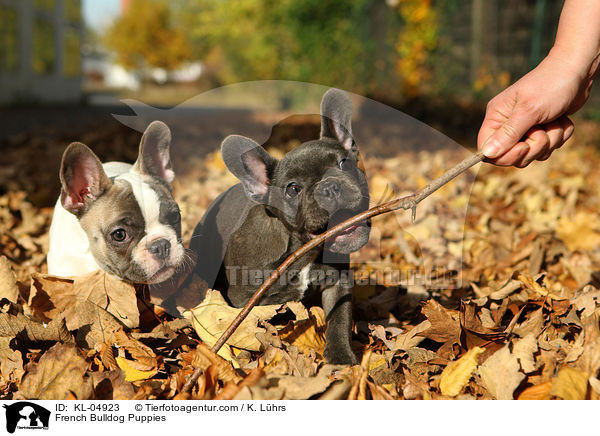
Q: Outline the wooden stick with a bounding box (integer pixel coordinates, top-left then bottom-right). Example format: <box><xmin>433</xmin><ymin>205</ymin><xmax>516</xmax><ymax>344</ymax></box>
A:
<box><xmin>182</xmin><ymin>150</ymin><xmax>485</xmax><ymax>393</ymax></box>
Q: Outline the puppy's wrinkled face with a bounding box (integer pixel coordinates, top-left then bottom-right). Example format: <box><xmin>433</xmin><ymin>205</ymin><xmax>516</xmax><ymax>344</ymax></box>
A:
<box><xmin>222</xmin><ymin>88</ymin><xmax>371</xmax><ymax>254</ymax></box>
<box><xmin>268</xmin><ymin>138</ymin><xmax>370</xmax><ymax>253</ymax></box>
<box><xmin>79</xmin><ymin>174</ymin><xmax>184</xmax><ymax>284</ymax></box>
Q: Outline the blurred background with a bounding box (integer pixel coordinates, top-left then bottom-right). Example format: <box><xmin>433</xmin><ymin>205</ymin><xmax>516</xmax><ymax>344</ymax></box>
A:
<box><xmin>2</xmin><ymin>0</ymin><xmax>598</xmax><ymax>127</ymax></box>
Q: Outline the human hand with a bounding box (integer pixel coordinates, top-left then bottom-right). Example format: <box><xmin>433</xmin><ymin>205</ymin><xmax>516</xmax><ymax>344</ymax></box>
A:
<box><xmin>478</xmin><ymin>49</ymin><xmax>596</xmax><ymax>167</ymax></box>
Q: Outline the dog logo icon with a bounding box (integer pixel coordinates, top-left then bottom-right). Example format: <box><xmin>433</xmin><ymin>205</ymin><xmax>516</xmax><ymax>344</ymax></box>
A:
<box><xmin>3</xmin><ymin>402</ymin><xmax>50</xmax><ymax>433</ymax></box>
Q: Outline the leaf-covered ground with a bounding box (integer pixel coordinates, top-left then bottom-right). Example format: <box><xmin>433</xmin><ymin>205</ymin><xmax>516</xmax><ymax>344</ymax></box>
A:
<box><xmin>1</xmin><ymin>112</ymin><xmax>600</xmax><ymax>400</ymax></box>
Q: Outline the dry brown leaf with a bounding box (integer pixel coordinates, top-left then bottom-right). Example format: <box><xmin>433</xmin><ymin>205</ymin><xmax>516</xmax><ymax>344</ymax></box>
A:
<box><xmin>439</xmin><ymin>347</ymin><xmax>483</xmax><ymax>397</ymax></box>
<box><xmin>70</xmin><ymin>300</ymin><xmax>125</xmax><ymax>348</ymax></box>
<box><xmin>549</xmin><ymin>366</ymin><xmax>589</xmax><ymax>400</ymax></box>
<box><xmin>184</xmin><ymin>289</ymin><xmax>279</xmax><ymax>358</ymax></box>
<box><xmin>479</xmin><ymin>344</ymin><xmax>525</xmax><ymax>400</ymax></box>
<box><xmin>575</xmin><ymin>314</ymin><xmax>600</xmax><ymax>376</ymax></box>
<box><xmin>72</xmin><ymin>271</ymin><xmax>139</xmax><ymax>328</ymax></box>
<box><xmin>0</xmin><ymin>337</ymin><xmax>24</xmax><ymax>386</ymax></box>
<box><xmin>191</xmin><ymin>342</ymin><xmax>242</xmax><ymax>384</ymax></box>
<box><xmin>234</xmin><ymin>370</ymin><xmax>333</xmax><ymax>400</ymax></box>
<box><xmin>112</xmin><ymin>329</ymin><xmax>158</xmax><ymax>372</ymax></box>
<box><xmin>90</xmin><ymin>370</ymin><xmax>135</xmax><ymax>400</ymax></box>
<box><xmin>512</xmin><ymin>334</ymin><xmax>538</xmax><ymax>373</ymax></box>
<box><xmin>572</xmin><ymin>286</ymin><xmax>600</xmax><ymax>319</ymax></box>
<box><xmin>0</xmin><ymin>312</ymin><xmax>73</xmax><ymax>344</ymax></box>
<box><xmin>517</xmin><ymin>273</ymin><xmax>566</xmax><ymax>301</ymax></box>
<box><xmin>29</xmin><ymin>271</ymin><xmax>139</xmax><ymax>329</ymax></box>
<box><xmin>0</xmin><ymin>256</ymin><xmax>19</xmax><ymax>303</ymax></box>
<box><xmin>213</xmin><ymin>367</ymin><xmax>265</xmax><ymax>400</ymax></box>
<box><xmin>393</xmin><ymin>320</ymin><xmax>429</xmax><ymax>351</ymax></box>
<box><xmin>420</xmin><ymin>300</ymin><xmax>461</xmax><ymax>343</ymax></box>
<box><xmin>18</xmin><ymin>343</ymin><xmax>92</xmax><ymax>400</ymax></box>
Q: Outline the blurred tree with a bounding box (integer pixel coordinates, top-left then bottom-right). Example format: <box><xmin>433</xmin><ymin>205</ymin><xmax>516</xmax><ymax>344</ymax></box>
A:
<box><xmin>103</xmin><ymin>0</ymin><xmax>191</xmax><ymax>80</ymax></box>
<box><xmin>393</xmin><ymin>0</ymin><xmax>438</xmax><ymax>97</ymax></box>
<box><xmin>172</xmin><ymin>0</ymin><xmax>401</xmax><ymax>97</ymax></box>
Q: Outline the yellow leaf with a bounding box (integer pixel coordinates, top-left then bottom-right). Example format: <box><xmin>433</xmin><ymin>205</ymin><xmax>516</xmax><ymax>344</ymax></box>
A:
<box><xmin>368</xmin><ymin>355</ymin><xmax>387</xmax><ymax>372</ymax></box>
<box><xmin>439</xmin><ymin>347</ymin><xmax>483</xmax><ymax>397</ymax></box>
<box><xmin>556</xmin><ymin>212</ymin><xmax>600</xmax><ymax>252</ymax></box>
<box><xmin>116</xmin><ymin>357</ymin><xmax>157</xmax><ymax>382</ymax></box>
<box><xmin>279</xmin><ymin>307</ymin><xmax>326</xmax><ymax>356</ymax></box>
<box><xmin>549</xmin><ymin>367</ymin><xmax>589</xmax><ymax>400</ymax></box>
<box><xmin>517</xmin><ymin>274</ymin><xmax>566</xmax><ymax>301</ymax></box>
<box><xmin>184</xmin><ymin>289</ymin><xmax>279</xmax><ymax>356</ymax></box>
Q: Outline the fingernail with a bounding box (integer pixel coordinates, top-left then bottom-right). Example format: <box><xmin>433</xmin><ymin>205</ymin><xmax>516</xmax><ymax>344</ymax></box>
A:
<box><xmin>483</xmin><ymin>139</ymin><xmax>502</xmax><ymax>158</ymax></box>
<box><xmin>564</xmin><ymin>124</ymin><xmax>575</xmax><ymax>141</ymax></box>
<box><xmin>518</xmin><ymin>144</ymin><xmax>530</xmax><ymax>159</ymax></box>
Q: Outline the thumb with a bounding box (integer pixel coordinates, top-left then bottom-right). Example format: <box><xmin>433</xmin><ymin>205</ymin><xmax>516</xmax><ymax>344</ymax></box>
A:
<box><xmin>481</xmin><ymin>107</ymin><xmax>538</xmax><ymax>159</ymax></box>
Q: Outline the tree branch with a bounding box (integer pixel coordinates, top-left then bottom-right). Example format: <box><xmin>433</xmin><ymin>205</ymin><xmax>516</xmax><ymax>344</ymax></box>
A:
<box><xmin>182</xmin><ymin>150</ymin><xmax>485</xmax><ymax>393</ymax></box>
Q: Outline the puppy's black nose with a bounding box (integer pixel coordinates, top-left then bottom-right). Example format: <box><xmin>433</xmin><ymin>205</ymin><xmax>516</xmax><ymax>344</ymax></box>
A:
<box><xmin>319</xmin><ymin>180</ymin><xmax>341</xmax><ymax>199</ymax></box>
<box><xmin>149</xmin><ymin>239</ymin><xmax>171</xmax><ymax>260</ymax></box>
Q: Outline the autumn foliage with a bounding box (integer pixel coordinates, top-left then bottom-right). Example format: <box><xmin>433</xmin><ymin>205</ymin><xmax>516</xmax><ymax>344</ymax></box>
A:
<box><xmin>103</xmin><ymin>0</ymin><xmax>192</xmax><ymax>74</ymax></box>
<box><xmin>1</xmin><ymin>113</ymin><xmax>600</xmax><ymax>399</ymax></box>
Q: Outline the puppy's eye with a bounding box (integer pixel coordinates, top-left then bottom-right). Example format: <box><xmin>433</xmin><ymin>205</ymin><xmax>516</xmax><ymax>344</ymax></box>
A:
<box><xmin>339</xmin><ymin>158</ymin><xmax>353</xmax><ymax>171</ymax></box>
<box><xmin>167</xmin><ymin>209</ymin><xmax>181</xmax><ymax>224</ymax></box>
<box><xmin>111</xmin><ymin>228</ymin><xmax>127</xmax><ymax>242</ymax></box>
<box><xmin>285</xmin><ymin>182</ymin><xmax>302</xmax><ymax>198</ymax></box>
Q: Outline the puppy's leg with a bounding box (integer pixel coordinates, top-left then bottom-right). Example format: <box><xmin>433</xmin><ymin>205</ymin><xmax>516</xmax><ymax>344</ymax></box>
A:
<box><xmin>322</xmin><ymin>280</ymin><xmax>357</xmax><ymax>365</ymax></box>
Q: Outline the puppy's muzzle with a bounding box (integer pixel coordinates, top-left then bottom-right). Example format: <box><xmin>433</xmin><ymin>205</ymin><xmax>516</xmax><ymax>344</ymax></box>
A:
<box><xmin>149</xmin><ymin>238</ymin><xmax>171</xmax><ymax>260</ymax></box>
<box><xmin>314</xmin><ymin>178</ymin><xmax>362</xmax><ymax>214</ymax></box>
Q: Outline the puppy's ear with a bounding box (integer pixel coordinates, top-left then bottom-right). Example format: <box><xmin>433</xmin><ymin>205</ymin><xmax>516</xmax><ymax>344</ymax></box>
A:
<box><xmin>221</xmin><ymin>135</ymin><xmax>277</xmax><ymax>203</ymax></box>
<box><xmin>320</xmin><ymin>88</ymin><xmax>355</xmax><ymax>153</ymax></box>
<box><xmin>133</xmin><ymin>121</ymin><xmax>174</xmax><ymax>183</ymax></box>
<box><xmin>59</xmin><ymin>142</ymin><xmax>112</xmax><ymax>216</ymax></box>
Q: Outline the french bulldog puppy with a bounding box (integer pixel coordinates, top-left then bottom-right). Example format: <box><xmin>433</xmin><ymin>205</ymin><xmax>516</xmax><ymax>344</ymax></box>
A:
<box><xmin>190</xmin><ymin>89</ymin><xmax>370</xmax><ymax>364</ymax></box>
<box><xmin>47</xmin><ymin>121</ymin><xmax>186</xmax><ymax>284</ymax></box>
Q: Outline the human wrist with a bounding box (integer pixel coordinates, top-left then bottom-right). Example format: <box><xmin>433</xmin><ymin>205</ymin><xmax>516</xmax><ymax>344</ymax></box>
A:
<box><xmin>547</xmin><ymin>44</ymin><xmax>596</xmax><ymax>81</ymax></box>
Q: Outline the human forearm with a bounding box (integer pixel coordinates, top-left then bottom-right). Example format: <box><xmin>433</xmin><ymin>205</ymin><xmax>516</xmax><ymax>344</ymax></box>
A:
<box><xmin>552</xmin><ymin>0</ymin><xmax>600</xmax><ymax>79</ymax></box>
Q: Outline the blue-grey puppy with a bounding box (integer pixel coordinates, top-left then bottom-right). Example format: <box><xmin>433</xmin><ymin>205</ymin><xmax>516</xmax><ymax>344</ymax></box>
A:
<box><xmin>191</xmin><ymin>89</ymin><xmax>370</xmax><ymax>364</ymax></box>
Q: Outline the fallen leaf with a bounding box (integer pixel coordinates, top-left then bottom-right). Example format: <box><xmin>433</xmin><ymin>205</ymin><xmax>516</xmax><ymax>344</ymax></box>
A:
<box><xmin>90</xmin><ymin>370</ymin><xmax>135</xmax><ymax>400</ymax></box>
<box><xmin>575</xmin><ymin>314</ymin><xmax>600</xmax><ymax>376</ymax></box>
<box><xmin>279</xmin><ymin>306</ymin><xmax>326</xmax><ymax>356</ymax></box>
<box><xmin>112</xmin><ymin>329</ymin><xmax>158</xmax><ymax>381</ymax></box>
<box><xmin>572</xmin><ymin>286</ymin><xmax>600</xmax><ymax>319</ymax></box>
<box><xmin>72</xmin><ymin>271</ymin><xmax>139</xmax><ymax>328</ymax></box>
<box><xmin>115</xmin><ymin>357</ymin><xmax>158</xmax><ymax>382</ymax></box>
<box><xmin>18</xmin><ymin>343</ymin><xmax>92</xmax><ymax>399</ymax></box>
<box><xmin>439</xmin><ymin>347</ymin><xmax>483</xmax><ymax>397</ymax></box>
<box><xmin>0</xmin><ymin>256</ymin><xmax>19</xmax><ymax>303</ymax></box>
<box><xmin>420</xmin><ymin>300</ymin><xmax>461</xmax><ymax>343</ymax></box>
<box><xmin>184</xmin><ymin>289</ymin><xmax>279</xmax><ymax>355</ymax></box>
<box><xmin>512</xmin><ymin>334</ymin><xmax>538</xmax><ymax>373</ymax></box>
<box><xmin>556</xmin><ymin>212</ymin><xmax>600</xmax><ymax>252</ymax></box>
<box><xmin>517</xmin><ymin>381</ymin><xmax>552</xmax><ymax>400</ymax></box>
<box><xmin>29</xmin><ymin>271</ymin><xmax>140</xmax><ymax>329</ymax></box>
<box><xmin>549</xmin><ymin>366</ymin><xmax>588</xmax><ymax>400</ymax></box>
<box><xmin>393</xmin><ymin>320</ymin><xmax>429</xmax><ymax>351</ymax></box>
<box><xmin>0</xmin><ymin>312</ymin><xmax>73</xmax><ymax>344</ymax></box>
<box><xmin>0</xmin><ymin>337</ymin><xmax>24</xmax><ymax>386</ymax></box>
<box><xmin>191</xmin><ymin>342</ymin><xmax>243</xmax><ymax>384</ymax></box>
<box><xmin>479</xmin><ymin>344</ymin><xmax>525</xmax><ymax>400</ymax></box>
